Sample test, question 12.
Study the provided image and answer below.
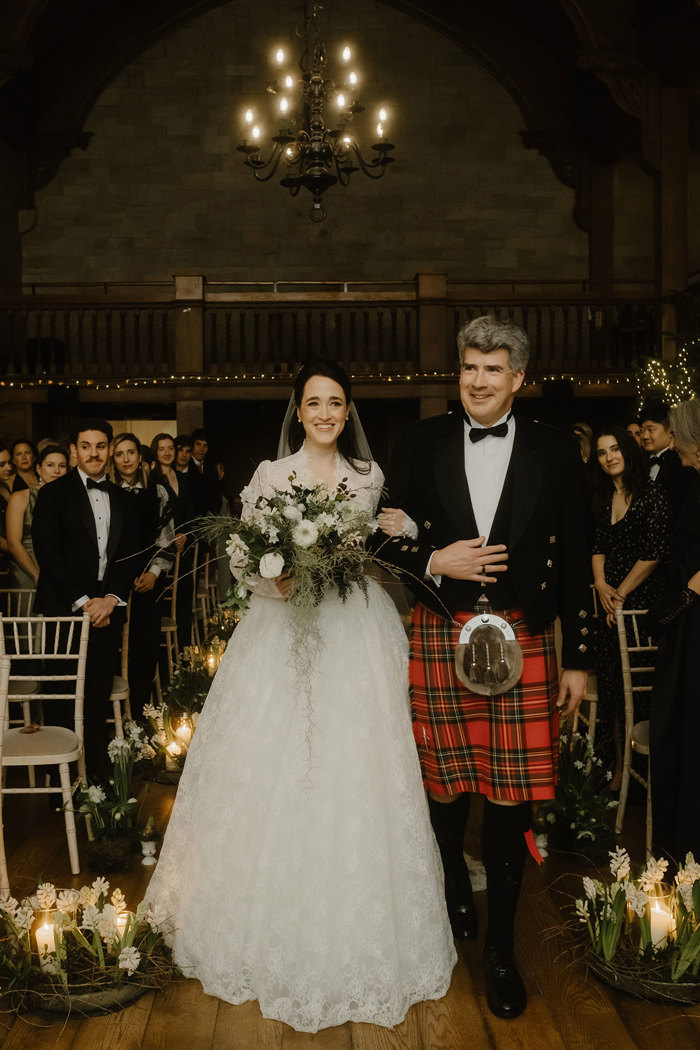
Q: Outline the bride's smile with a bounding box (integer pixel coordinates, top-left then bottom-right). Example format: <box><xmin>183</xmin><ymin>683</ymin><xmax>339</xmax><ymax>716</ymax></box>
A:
<box><xmin>297</xmin><ymin>375</ymin><xmax>348</xmax><ymax>451</ymax></box>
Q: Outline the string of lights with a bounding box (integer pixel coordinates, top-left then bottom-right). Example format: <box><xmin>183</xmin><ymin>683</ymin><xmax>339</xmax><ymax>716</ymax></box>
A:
<box><xmin>0</xmin><ymin>372</ymin><xmax>635</xmax><ymax>391</ymax></box>
<box><xmin>635</xmin><ymin>341</ymin><xmax>697</xmax><ymax>406</ymax></box>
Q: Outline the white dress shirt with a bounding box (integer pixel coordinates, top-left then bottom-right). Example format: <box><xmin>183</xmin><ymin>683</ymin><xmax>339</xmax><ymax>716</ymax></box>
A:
<box><xmin>463</xmin><ymin>411</ymin><xmax>516</xmax><ymax>540</ymax></box>
<box><xmin>649</xmin><ymin>445</ymin><xmax>670</xmax><ymax>481</ymax></box>
<box><xmin>72</xmin><ymin>469</ymin><xmax>125</xmax><ymax>610</ymax></box>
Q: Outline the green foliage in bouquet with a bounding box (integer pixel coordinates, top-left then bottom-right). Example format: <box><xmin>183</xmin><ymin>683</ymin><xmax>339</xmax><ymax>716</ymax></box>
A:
<box><xmin>197</xmin><ymin>473</ymin><xmax>378</xmax><ymax>614</ymax></box>
<box><xmin>539</xmin><ymin>731</ymin><xmax>617</xmax><ymax>848</ymax></box>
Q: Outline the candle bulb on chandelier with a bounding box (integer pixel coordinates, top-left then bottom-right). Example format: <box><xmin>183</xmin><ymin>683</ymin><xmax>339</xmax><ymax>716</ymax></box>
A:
<box><xmin>275</xmin><ymin>47</ymin><xmax>285</xmax><ymax>65</ymax></box>
<box><xmin>244</xmin><ymin>109</ymin><xmax>254</xmax><ymax>127</ymax></box>
<box><xmin>337</xmin><ymin>92</ymin><xmax>346</xmax><ymax>109</ymax></box>
<box><xmin>342</xmin><ymin>45</ymin><xmax>351</xmax><ymax>62</ymax></box>
<box><xmin>284</xmin><ymin>74</ymin><xmax>294</xmax><ymax>90</ymax></box>
<box><xmin>348</xmin><ymin>71</ymin><xmax>358</xmax><ymax>87</ymax></box>
<box><xmin>279</xmin><ymin>97</ymin><xmax>289</xmax><ymax>115</ymax></box>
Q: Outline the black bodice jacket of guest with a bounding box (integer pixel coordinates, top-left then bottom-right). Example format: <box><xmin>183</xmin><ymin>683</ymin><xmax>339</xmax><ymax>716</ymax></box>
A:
<box><xmin>32</xmin><ymin>469</ymin><xmax>138</xmax><ymax>614</ymax></box>
<box><xmin>375</xmin><ymin>411</ymin><xmax>593</xmax><ymax>670</ymax></box>
<box><xmin>650</xmin><ymin>472</ymin><xmax>700</xmax><ymax>862</ymax></box>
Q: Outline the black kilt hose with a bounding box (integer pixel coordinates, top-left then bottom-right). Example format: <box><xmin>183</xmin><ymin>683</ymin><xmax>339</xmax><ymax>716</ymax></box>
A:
<box><xmin>409</xmin><ymin>604</ymin><xmax>560</xmax><ymax>801</ymax></box>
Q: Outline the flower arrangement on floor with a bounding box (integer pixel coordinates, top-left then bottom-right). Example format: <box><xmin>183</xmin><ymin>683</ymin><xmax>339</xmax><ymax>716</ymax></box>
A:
<box><xmin>538</xmin><ymin>730</ymin><xmax>617</xmax><ymax>852</ymax></box>
<box><xmin>573</xmin><ymin>847</ymin><xmax>700</xmax><ymax>1002</ymax></box>
<box><xmin>206</xmin><ymin>607</ymin><xmax>238</xmax><ymax>642</ymax></box>
<box><xmin>200</xmin><ymin>472</ymin><xmax>378</xmax><ymax>614</ymax></box>
<box><xmin>72</xmin><ymin>723</ymin><xmax>154</xmax><ymax>872</ymax></box>
<box><xmin>139</xmin><ymin>645</ymin><xmax>213</xmax><ymax>780</ymax></box>
<box><xmin>0</xmin><ymin>878</ymin><xmax>174</xmax><ymax>1015</ymax></box>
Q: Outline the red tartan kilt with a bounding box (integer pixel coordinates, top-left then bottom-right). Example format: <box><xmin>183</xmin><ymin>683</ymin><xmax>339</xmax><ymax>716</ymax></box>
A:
<box><xmin>409</xmin><ymin>603</ymin><xmax>560</xmax><ymax>802</ymax></box>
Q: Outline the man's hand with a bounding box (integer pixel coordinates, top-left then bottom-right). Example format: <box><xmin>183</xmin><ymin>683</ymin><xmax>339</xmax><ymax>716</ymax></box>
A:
<box><xmin>556</xmin><ymin>669</ymin><xmax>588</xmax><ymax>716</ymax></box>
<box><xmin>430</xmin><ymin>537</ymin><xmax>508</xmax><ymax>583</ymax></box>
<box><xmin>84</xmin><ymin>595</ymin><xmax>118</xmax><ymax>628</ymax></box>
<box><xmin>134</xmin><ymin>570</ymin><xmax>157</xmax><ymax>593</ymax></box>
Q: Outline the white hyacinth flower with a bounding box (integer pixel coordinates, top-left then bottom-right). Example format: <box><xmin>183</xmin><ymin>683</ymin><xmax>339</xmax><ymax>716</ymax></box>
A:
<box><xmin>80</xmin><ymin>905</ymin><xmax>100</xmax><ymax>931</ymax></box>
<box><xmin>609</xmin><ymin>846</ymin><xmax>631</xmax><ymax>882</ymax></box>
<box><xmin>36</xmin><ymin>883</ymin><xmax>57</xmax><ymax>910</ymax></box>
<box><xmin>92</xmin><ymin>877</ymin><xmax>110</xmax><ymax>900</ymax></box>
<box><xmin>118</xmin><ymin>946</ymin><xmax>141</xmax><ymax>975</ymax></box>
<box><xmin>625</xmin><ymin>883</ymin><xmax>649</xmax><ymax>917</ymax></box>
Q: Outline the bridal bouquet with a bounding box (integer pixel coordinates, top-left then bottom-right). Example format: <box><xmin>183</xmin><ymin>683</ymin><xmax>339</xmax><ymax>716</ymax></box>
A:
<box><xmin>208</xmin><ymin>473</ymin><xmax>378</xmax><ymax>614</ymax></box>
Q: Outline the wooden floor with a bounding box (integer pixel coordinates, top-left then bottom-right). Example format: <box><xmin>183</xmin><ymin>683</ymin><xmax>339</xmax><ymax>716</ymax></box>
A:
<box><xmin>1</xmin><ymin>785</ymin><xmax>699</xmax><ymax>1050</ymax></box>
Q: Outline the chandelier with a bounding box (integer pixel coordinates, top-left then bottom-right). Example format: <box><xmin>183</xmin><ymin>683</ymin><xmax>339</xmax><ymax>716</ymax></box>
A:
<box><xmin>236</xmin><ymin>2</ymin><xmax>395</xmax><ymax>222</ymax></box>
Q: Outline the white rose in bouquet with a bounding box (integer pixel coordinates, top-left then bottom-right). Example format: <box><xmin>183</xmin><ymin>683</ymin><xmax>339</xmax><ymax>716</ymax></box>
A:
<box><xmin>259</xmin><ymin>551</ymin><xmax>285</xmax><ymax>578</ymax></box>
<box><xmin>283</xmin><ymin>503</ymin><xmax>303</xmax><ymax>522</ymax></box>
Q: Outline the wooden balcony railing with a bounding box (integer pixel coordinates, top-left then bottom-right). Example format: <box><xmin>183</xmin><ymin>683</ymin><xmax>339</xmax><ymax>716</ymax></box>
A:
<box><xmin>0</xmin><ymin>275</ymin><xmax>665</xmax><ymax>385</ymax></box>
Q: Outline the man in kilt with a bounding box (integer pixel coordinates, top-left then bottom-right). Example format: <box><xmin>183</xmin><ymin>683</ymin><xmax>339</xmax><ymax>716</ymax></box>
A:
<box><xmin>376</xmin><ymin>315</ymin><xmax>592</xmax><ymax>1019</ymax></box>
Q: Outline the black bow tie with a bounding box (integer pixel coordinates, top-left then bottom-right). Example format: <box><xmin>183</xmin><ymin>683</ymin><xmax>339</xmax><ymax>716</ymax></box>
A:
<box><xmin>648</xmin><ymin>455</ymin><xmax>662</xmax><ymax>464</ymax></box>
<box><xmin>86</xmin><ymin>478</ymin><xmax>109</xmax><ymax>492</ymax></box>
<box><xmin>466</xmin><ymin>411</ymin><xmax>512</xmax><ymax>443</ymax></box>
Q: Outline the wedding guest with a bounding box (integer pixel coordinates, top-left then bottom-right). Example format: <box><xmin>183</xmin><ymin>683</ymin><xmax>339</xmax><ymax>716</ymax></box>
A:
<box><xmin>0</xmin><ymin>443</ymin><xmax>13</xmax><ymax>571</ymax></box>
<box><xmin>640</xmin><ymin>400</ymin><xmax>694</xmax><ymax>512</ymax></box>
<box><xmin>7</xmin><ymin>444</ymin><xmax>67</xmax><ymax>589</ymax></box>
<box><xmin>626</xmin><ymin>419</ymin><xmax>643</xmax><ymax>446</ymax></box>
<box><xmin>188</xmin><ymin>428</ymin><xmax>221</xmax><ymax>515</ymax></box>
<box><xmin>10</xmin><ymin>439</ymin><xmax>39</xmax><ymax>492</ymax></box>
<box><xmin>111</xmin><ymin>433</ymin><xmax>176</xmax><ymax>718</ymax></box>
<box><xmin>175</xmin><ymin>434</ymin><xmax>193</xmax><ymax>474</ymax></box>
<box><xmin>32</xmin><ymin>419</ymin><xmax>138</xmax><ymax>780</ymax></box>
<box><xmin>649</xmin><ymin>399</ymin><xmax>700</xmax><ymax>864</ymax></box>
<box><xmin>150</xmin><ymin>433</ymin><xmax>193</xmax><ymax>650</ymax></box>
<box><xmin>590</xmin><ymin>425</ymin><xmax>672</xmax><ymax>785</ymax></box>
<box><xmin>377</xmin><ymin>315</ymin><xmax>592</xmax><ymax>1019</ymax></box>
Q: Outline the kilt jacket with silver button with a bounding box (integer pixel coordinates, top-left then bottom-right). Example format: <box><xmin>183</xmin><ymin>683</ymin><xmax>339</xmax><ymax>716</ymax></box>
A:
<box><xmin>373</xmin><ymin>410</ymin><xmax>593</xmax><ymax>671</ymax></box>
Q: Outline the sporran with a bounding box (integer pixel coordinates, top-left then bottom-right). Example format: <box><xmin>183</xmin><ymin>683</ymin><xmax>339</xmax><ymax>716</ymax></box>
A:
<box><xmin>455</xmin><ymin>599</ymin><xmax>524</xmax><ymax>695</ymax></box>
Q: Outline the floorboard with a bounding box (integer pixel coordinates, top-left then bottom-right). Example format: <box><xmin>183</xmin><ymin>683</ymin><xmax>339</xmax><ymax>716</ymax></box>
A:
<box><xmin>2</xmin><ymin>781</ymin><xmax>699</xmax><ymax>1050</ymax></box>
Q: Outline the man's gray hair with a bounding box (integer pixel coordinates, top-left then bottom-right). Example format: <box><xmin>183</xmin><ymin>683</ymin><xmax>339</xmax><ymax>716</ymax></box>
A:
<box><xmin>669</xmin><ymin>398</ymin><xmax>700</xmax><ymax>452</ymax></box>
<box><xmin>457</xmin><ymin>315</ymin><xmax>530</xmax><ymax>373</ymax></box>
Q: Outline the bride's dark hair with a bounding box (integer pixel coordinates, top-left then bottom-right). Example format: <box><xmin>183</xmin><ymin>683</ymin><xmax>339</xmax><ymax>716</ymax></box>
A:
<box><xmin>288</xmin><ymin>360</ymin><xmax>371</xmax><ymax>474</ymax></box>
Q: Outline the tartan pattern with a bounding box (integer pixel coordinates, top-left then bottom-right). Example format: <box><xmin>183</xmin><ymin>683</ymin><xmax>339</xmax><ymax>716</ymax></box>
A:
<box><xmin>409</xmin><ymin>603</ymin><xmax>560</xmax><ymax>801</ymax></box>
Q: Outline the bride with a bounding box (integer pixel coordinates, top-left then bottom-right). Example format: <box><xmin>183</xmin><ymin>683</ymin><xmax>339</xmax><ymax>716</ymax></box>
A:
<box><xmin>147</xmin><ymin>360</ymin><xmax>456</xmax><ymax>1032</ymax></box>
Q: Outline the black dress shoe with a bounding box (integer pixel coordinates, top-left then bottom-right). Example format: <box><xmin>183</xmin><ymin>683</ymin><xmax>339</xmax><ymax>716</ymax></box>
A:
<box><xmin>483</xmin><ymin>944</ymin><xmax>527</xmax><ymax>1018</ymax></box>
<box><xmin>446</xmin><ymin>875</ymin><xmax>478</xmax><ymax>940</ymax></box>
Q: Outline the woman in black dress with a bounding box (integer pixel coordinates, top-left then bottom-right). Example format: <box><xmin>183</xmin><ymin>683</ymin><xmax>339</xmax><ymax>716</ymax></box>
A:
<box><xmin>649</xmin><ymin>401</ymin><xmax>700</xmax><ymax>863</ymax></box>
<box><xmin>111</xmin><ymin>433</ymin><xmax>176</xmax><ymax>719</ymax></box>
<box><xmin>149</xmin><ymin>433</ymin><xmax>195</xmax><ymax>650</ymax></box>
<box><xmin>590</xmin><ymin>425</ymin><xmax>672</xmax><ymax>785</ymax></box>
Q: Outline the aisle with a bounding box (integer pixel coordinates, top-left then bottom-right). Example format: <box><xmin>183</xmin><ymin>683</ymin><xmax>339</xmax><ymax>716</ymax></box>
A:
<box><xmin>1</xmin><ymin>786</ymin><xmax>698</xmax><ymax>1050</ymax></box>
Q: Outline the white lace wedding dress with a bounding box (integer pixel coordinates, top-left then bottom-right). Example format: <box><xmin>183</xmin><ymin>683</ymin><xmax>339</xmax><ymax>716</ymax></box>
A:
<box><xmin>147</xmin><ymin>448</ymin><xmax>456</xmax><ymax>1032</ymax></box>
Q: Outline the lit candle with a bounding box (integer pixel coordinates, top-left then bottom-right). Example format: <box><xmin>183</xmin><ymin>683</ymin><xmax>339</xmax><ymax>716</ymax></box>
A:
<box><xmin>284</xmin><ymin>75</ymin><xmax>294</xmax><ymax>91</ymax></box>
<box><xmin>244</xmin><ymin>108</ymin><xmax>254</xmax><ymax>126</ymax></box>
<box><xmin>342</xmin><ymin>46</ymin><xmax>351</xmax><ymax>62</ymax></box>
<box><xmin>165</xmin><ymin>741</ymin><xmax>182</xmax><ymax>771</ymax></box>
<box><xmin>279</xmin><ymin>97</ymin><xmax>289</xmax><ymax>116</ymax></box>
<box><xmin>649</xmin><ymin>898</ymin><xmax>675</xmax><ymax>948</ymax></box>
<box><xmin>175</xmin><ymin>718</ymin><xmax>193</xmax><ymax>748</ymax></box>
<box><xmin>36</xmin><ymin>922</ymin><xmax>56</xmax><ymax>971</ymax></box>
<box><xmin>275</xmin><ymin>47</ymin><xmax>285</xmax><ymax>66</ymax></box>
<box><xmin>348</xmin><ymin>71</ymin><xmax>358</xmax><ymax>87</ymax></box>
<box><xmin>207</xmin><ymin>653</ymin><xmax>216</xmax><ymax>676</ymax></box>
<box><xmin>337</xmin><ymin>93</ymin><xmax>346</xmax><ymax>110</ymax></box>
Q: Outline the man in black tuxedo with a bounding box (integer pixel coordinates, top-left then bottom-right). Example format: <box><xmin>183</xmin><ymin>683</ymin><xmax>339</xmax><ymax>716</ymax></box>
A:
<box><xmin>32</xmin><ymin>418</ymin><xmax>137</xmax><ymax>780</ymax></box>
<box><xmin>640</xmin><ymin>400</ymin><xmax>694</xmax><ymax>513</ymax></box>
<box><xmin>188</xmin><ymin>428</ymin><xmax>221</xmax><ymax>516</ymax></box>
<box><xmin>376</xmin><ymin>316</ymin><xmax>591</xmax><ymax>1020</ymax></box>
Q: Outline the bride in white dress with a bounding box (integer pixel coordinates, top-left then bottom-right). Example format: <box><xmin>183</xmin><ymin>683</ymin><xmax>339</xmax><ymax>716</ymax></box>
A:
<box><xmin>147</xmin><ymin>361</ymin><xmax>456</xmax><ymax>1032</ymax></box>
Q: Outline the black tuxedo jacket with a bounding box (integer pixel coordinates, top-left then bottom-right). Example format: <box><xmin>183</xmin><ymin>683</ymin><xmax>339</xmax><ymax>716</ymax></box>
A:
<box><xmin>376</xmin><ymin>411</ymin><xmax>593</xmax><ymax>670</ymax></box>
<box><xmin>188</xmin><ymin>459</ymin><xmax>221</xmax><ymax>516</ymax></box>
<box><xmin>652</xmin><ymin>448</ymin><xmax>694</xmax><ymax>514</ymax></box>
<box><xmin>32</xmin><ymin>469</ymin><xmax>138</xmax><ymax>616</ymax></box>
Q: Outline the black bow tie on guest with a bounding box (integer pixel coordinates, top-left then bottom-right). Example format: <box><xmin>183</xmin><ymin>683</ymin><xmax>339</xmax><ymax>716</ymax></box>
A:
<box><xmin>86</xmin><ymin>478</ymin><xmax>110</xmax><ymax>491</ymax></box>
<box><xmin>464</xmin><ymin>411</ymin><xmax>513</xmax><ymax>443</ymax></box>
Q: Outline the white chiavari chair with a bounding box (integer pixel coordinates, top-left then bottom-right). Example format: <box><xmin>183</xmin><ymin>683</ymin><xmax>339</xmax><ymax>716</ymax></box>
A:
<box><xmin>0</xmin><ymin>615</ymin><xmax>91</xmax><ymax>880</ymax></box>
<box><xmin>615</xmin><ymin>606</ymin><xmax>656</xmax><ymax>856</ymax></box>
